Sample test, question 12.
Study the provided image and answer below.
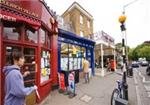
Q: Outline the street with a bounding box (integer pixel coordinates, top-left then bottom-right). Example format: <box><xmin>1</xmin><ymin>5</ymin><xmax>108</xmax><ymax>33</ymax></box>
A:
<box><xmin>134</xmin><ymin>66</ymin><xmax>150</xmax><ymax>105</ymax></box>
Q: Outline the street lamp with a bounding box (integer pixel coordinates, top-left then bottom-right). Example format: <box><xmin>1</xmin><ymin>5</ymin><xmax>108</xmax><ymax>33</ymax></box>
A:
<box><xmin>118</xmin><ymin>14</ymin><xmax>128</xmax><ymax>100</ymax></box>
<box><xmin>118</xmin><ymin>0</ymin><xmax>140</xmax><ymax>101</ymax></box>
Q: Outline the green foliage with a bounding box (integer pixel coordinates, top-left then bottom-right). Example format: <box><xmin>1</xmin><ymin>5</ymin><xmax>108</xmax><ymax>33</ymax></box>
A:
<box><xmin>115</xmin><ymin>43</ymin><xmax>122</xmax><ymax>53</ymax></box>
<box><xmin>129</xmin><ymin>43</ymin><xmax>150</xmax><ymax>61</ymax></box>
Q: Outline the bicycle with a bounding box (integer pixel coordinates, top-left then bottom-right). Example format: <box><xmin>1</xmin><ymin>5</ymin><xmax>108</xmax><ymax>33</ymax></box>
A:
<box><xmin>111</xmin><ymin>80</ymin><xmax>124</xmax><ymax>105</ymax></box>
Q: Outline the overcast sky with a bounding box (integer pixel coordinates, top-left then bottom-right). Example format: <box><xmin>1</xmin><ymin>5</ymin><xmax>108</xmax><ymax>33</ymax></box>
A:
<box><xmin>45</xmin><ymin>0</ymin><xmax>150</xmax><ymax>48</ymax></box>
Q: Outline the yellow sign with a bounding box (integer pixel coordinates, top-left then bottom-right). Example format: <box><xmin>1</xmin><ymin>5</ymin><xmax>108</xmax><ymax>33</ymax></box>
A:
<box><xmin>72</xmin><ymin>46</ymin><xmax>77</xmax><ymax>55</ymax></box>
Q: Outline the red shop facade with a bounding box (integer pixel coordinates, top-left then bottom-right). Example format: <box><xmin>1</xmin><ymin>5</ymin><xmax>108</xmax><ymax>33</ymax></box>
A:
<box><xmin>0</xmin><ymin>0</ymin><xmax>58</xmax><ymax>105</ymax></box>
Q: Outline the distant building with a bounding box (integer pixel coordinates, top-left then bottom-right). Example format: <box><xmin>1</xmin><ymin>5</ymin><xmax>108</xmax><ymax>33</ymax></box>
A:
<box><xmin>144</xmin><ymin>41</ymin><xmax>150</xmax><ymax>44</ymax></box>
<box><xmin>61</xmin><ymin>2</ymin><xmax>94</xmax><ymax>37</ymax></box>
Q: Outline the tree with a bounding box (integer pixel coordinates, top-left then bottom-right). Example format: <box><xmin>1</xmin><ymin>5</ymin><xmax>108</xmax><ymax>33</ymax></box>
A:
<box><xmin>115</xmin><ymin>43</ymin><xmax>122</xmax><ymax>53</ymax></box>
<box><xmin>129</xmin><ymin>43</ymin><xmax>150</xmax><ymax>61</ymax></box>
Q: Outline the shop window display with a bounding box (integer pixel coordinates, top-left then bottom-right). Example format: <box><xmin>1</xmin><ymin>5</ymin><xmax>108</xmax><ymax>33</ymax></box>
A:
<box><xmin>60</xmin><ymin>43</ymin><xmax>83</xmax><ymax>71</ymax></box>
<box><xmin>40</xmin><ymin>28</ymin><xmax>46</xmax><ymax>46</ymax></box>
<box><xmin>23</xmin><ymin>48</ymin><xmax>36</xmax><ymax>87</ymax></box>
<box><xmin>5</xmin><ymin>46</ymin><xmax>21</xmax><ymax>65</ymax></box>
<box><xmin>40</xmin><ymin>50</ymin><xmax>51</xmax><ymax>83</ymax></box>
<box><xmin>25</xmin><ymin>27</ymin><xmax>38</xmax><ymax>43</ymax></box>
<box><xmin>5</xmin><ymin>46</ymin><xmax>36</xmax><ymax>87</ymax></box>
<box><xmin>61</xmin><ymin>43</ymin><xmax>69</xmax><ymax>71</ymax></box>
<box><xmin>3</xmin><ymin>25</ymin><xmax>21</xmax><ymax>41</ymax></box>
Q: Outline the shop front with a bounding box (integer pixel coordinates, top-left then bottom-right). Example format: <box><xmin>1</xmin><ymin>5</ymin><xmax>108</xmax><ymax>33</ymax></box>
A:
<box><xmin>0</xmin><ymin>0</ymin><xmax>58</xmax><ymax>105</ymax></box>
<box><xmin>58</xmin><ymin>29</ymin><xmax>95</xmax><ymax>86</ymax></box>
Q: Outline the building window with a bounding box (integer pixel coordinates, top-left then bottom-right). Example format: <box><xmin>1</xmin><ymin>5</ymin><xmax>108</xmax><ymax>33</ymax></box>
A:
<box><xmin>80</xmin><ymin>31</ymin><xmax>84</xmax><ymax>37</ymax></box>
<box><xmin>40</xmin><ymin>28</ymin><xmax>46</xmax><ymax>46</ymax></box>
<box><xmin>5</xmin><ymin>46</ymin><xmax>21</xmax><ymax>65</ymax></box>
<box><xmin>87</xmin><ymin>20</ymin><xmax>90</xmax><ymax>28</ymax></box>
<box><xmin>25</xmin><ymin>27</ymin><xmax>38</xmax><ymax>43</ymax></box>
<box><xmin>40</xmin><ymin>50</ymin><xmax>51</xmax><ymax>83</ymax></box>
<box><xmin>3</xmin><ymin>25</ymin><xmax>21</xmax><ymax>41</ymax></box>
<box><xmin>80</xmin><ymin>15</ymin><xmax>83</xmax><ymax>24</ymax></box>
<box><xmin>60</xmin><ymin>43</ymin><xmax>83</xmax><ymax>71</ymax></box>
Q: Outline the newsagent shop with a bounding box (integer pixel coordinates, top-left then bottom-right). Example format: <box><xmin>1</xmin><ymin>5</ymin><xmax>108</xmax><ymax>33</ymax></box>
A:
<box><xmin>0</xmin><ymin>0</ymin><xmax>58</xmax><ymax>105</ymax></box>
<box><xmin>58</xmin><ymin>29</ymin><xmax>95</xmax><ymax>86</ymax></box>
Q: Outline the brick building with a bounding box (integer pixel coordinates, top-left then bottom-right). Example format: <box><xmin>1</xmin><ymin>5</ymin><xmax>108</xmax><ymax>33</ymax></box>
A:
<box><xmin>61</xmin><ymin>2</ymin><xmax>93</xmax><ymax>37</ymax></box>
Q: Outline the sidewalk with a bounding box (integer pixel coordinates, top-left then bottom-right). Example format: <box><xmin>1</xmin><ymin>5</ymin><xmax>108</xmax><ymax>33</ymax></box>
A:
<box><xmin>39</xmin><ymin>70</ymin><xmax>137</xmax><ymax>105</ymax></box>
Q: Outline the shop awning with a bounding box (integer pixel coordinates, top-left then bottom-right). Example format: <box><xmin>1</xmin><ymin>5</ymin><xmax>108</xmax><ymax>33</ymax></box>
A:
<box><xmin>0</xmin><ymin>10</ymin><xmax>41</xmax><ymax>30</ymax></box>
<box><xmin>58</xmin><ymin>29</ymin><xmax>95</xmax><ymax>47</ymax></box>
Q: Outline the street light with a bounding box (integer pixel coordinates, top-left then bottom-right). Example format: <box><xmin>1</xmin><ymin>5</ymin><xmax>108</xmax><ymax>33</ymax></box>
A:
<box><xmin>118</xmin><ymin>14</ymin><xmax>128</xmax><ymax>100</ymax></box>
<box><xmin>118</xmin><ymin>0</ymin><xmax>140</xmax><ymax>101</ymax></box>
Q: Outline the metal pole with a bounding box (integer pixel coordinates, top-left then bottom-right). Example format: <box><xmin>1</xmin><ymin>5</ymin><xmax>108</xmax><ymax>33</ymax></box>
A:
<box><xmin>120</xmin><ymin>23</ymin><xmax>128</xmax><ymax>100</ymax></box>
<box><xmin>101</xmin><ymin>44</ymin><xmax>104</xmax><ymax>77</ymax></box>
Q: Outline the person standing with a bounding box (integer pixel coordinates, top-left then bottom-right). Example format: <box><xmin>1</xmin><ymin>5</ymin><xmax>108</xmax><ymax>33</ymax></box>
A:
<box><xmin>83</xmin><ymin>58</ymin><xmax>90</xmax><ymax>83</ymax></box>
<box><xmin>3</xmin><ymin>52</ymin><xmax>37</xmax><ymax>105</ymax></box>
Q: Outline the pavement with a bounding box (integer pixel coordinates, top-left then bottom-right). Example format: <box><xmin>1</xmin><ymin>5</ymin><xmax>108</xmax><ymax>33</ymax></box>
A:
<box><xmin>39</xmin><ymin>69</ymin><xmax>137</xmax><ymax>105</ymax></box>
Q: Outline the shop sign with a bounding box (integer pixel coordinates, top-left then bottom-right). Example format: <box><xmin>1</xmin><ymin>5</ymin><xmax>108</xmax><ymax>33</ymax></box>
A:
<box><xmin>58</xmin><ymin>73</ymin><xmax>66</xmax><ymax>91</ymax></box>
<box><xmin>0</xmin><ymin>13</ymin><xmax>16</xmax><ymax>21</ymax></box>
<box><xmin>0</xmin><ymin>0</ymin><xmax>39</xmax><ymax>18</ymax></box>
<box><xmin>68</xmin><ymin>71</ymin><xmax>75</xmax><ymax>93</ymax></box>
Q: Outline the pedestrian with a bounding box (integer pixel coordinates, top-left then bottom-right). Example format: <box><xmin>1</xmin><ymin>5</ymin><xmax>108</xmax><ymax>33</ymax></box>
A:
<box><xmin>3</xmin><ymin>51</ymin><xmax>37</xmax><ymax>105</ymax></box>
<box><xmin>106</xmin><ymin>58</ymin><xmax>111</xmax><ymax>72</ymax></box>
<box><xmin>95</xmin><ymin>60</ymin><xmax>99</xmax><ymax>68</ymax></box>
<box><xmin>83</xmin><ymin>57</ymin><xmax>90</xmax><ymax>83</ymax></box>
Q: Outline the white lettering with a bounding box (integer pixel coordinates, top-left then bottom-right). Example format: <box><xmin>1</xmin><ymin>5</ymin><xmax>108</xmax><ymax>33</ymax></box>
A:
<box><xmin>0</xmin><ymin>13</ymin><xmax>16</xmax><ymax>21</ymax></box>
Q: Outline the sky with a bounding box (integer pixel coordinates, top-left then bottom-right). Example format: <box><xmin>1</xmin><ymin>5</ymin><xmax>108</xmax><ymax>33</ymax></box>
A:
<box><xmin>45</xmin><ymin>0</ymin><xmax>150</xmax><ymax>48</ymax></box>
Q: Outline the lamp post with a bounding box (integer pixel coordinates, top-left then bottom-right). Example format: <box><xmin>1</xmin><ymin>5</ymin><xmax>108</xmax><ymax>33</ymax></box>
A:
<box><xmin>118</xmin><ymin>0</ymin><xmax>140</xmax><ymax>100</ymax></box>
<box><xmin>118</xmin><ymin>14</ymin><xmax>128</xmax><ymax>100</ymax></box>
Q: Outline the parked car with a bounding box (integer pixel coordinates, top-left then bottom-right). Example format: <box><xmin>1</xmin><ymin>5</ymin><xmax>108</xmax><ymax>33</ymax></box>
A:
<box><xmin>141</xmin><ymin>61</ymin><xmax>148</xmax><ymax>66</ymax></box>
<box><xmin>131</xmin><ymin>61</ymin><xmax>139</xmax><ymax>68</ymax></box>
<box><xmin>146</xmin><ymin>63</ymin><xmax>150</xmax><ymax>75</ymax></box>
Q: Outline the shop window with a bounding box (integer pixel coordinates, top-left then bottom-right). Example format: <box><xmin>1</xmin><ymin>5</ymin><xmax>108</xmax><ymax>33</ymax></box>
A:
<box><xmin>60</xmin><ymin>43</ymin><xmax>82</xmax><ymax>71</ymax></box>
<box><xmin>5</xmin><ymin>46</ymin><xmax>22</xmax><ymax>65</ymax></box>
<box><xmin>25</xmin><ymin>27</ymin><xmax>38</xmax><ymax>43</ymax></box>
<box><xmin>40</xmin><ymin>28</ymin><xmax>46</xmax><ymax>46</ymax></box>
<box><xmin>5</xmin><ymin>46</ymin><xmax>36</xmax><ymax>87</ymax></box>
<box><xmin>23</xmin><ymin>48</ymin><xmax>36</xmax><ymax>87</ymax></box>
<box><xmin>3</xmin><ymin>26</ymin><xmax>21</xmax><ymax>40</ymax></box>
<box><xmin>61</xmin><ymin>43</ymin><xmax>69</xmax><ymax>71</ymax></box>
<box><xmin>40</xmin><ymin>50</ymin><xmax>51</xmax><ymax>83</ymax></box>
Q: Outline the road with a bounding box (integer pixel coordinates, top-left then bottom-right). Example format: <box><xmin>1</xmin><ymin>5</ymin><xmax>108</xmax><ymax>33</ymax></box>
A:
<box><xmin>134</xmin><ymin>66</ymin><xmax>150</xmax><ymax>105</ymax></box>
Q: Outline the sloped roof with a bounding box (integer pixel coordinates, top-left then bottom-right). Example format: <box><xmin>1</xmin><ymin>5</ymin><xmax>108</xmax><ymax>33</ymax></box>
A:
<box><xmin>62</xmin><ymin>2</ymin><xmax>93</xmax><ymax>20</ymax></box>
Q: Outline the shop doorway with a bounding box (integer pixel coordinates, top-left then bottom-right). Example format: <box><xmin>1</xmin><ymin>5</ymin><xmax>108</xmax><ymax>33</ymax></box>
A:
<box><xmin>3</xmin><ymin>44</ymin><xmax>37</xmax><ymax>105</ymax></box>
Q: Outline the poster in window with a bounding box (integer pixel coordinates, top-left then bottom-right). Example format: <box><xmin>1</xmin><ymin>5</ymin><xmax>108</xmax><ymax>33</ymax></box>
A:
<box><xmin>40</xmin><ymin>50</ymin><xmax>51</xmax><ymax>83</ymax></box>
<box><xmin>69</xmin><ymin>58</ymin><xmax>74</xmax><ymax>71</ymax></box>
<box><xmin>78</xmin><ymin>58</ymin><xmax>81</xmax><ymax>69</ymax></box>
<box><xmin>61</xmin><ymin>58</ymin><xmax>68</xmax><ymax>71</ymax></box>
<box><xmin>74</xmin><ymin>58</ymin><xmax>78</xmax><ymax>70</ymax></box>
